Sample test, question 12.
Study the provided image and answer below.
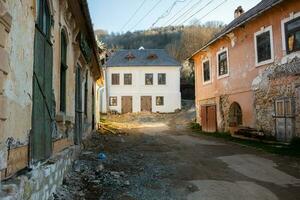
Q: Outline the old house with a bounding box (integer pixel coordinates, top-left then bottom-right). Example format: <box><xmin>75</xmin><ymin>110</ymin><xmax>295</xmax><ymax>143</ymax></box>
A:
<box><xmin>190</xmin><ymin>0</ymin><xmax>300</xmax><ymax>141</ymax></box>
<box><xmin>101</xmin><ymin>48</ymin><xmax>181</xmax><ymax>114</ymax></box>
<box><xmin>0</xmin><ymin>0</ymin><xmax>102</xmax><ymax>198</ymax></box>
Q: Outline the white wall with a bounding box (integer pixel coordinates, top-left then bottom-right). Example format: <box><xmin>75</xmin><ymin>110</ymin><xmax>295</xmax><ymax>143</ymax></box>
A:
<box><xmin>102</xmin><ymin>66</ymin><xmax>181</xmax><ymax>113</ymax></box>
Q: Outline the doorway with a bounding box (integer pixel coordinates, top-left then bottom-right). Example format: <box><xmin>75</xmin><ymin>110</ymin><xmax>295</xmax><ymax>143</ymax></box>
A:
<box><xmin>75</xmin><ymin>65</ymin><xmax>83</xmax><ymax>145</ymax></box>
<box><xmin>141</xmin><ymin>96</ymin><xmax>152</xmax><ymax>112</ymax></box>
<box><xmin>31</xmin><ymin>0</ymin><xmax>53</xmax><ymax>162</ymax></box>
<box><xmin>122</xmin><ymin>96</ymin><xmax>133</xmax><ymax>114</ymax></box>
<box><xmin>201</xmin><ymin>105</ymin><xmax>217</xmax><ymax>132</ymax></box>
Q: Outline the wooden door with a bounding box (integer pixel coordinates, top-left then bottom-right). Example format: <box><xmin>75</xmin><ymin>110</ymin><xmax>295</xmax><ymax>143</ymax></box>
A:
<box><xmin>75</xmin><ymin>66</ymin><xmax>83</xmax><ymax>145</ymax></box>
<box><xmin>31</xmin><ymin>28</ymin><xmax>53</xmax><ymax>161</ymax></box>
<box><xmin>122</xmin><ymin>96</ymin><xmax>133</xmax><ymax>114</ymax></box>
<box><xmin>201</xmin><ymin>105</ymin><xmax>217</xmax><ymax>132</ymax></box>
<box><xmin>141</xmin><ymin>96</ymin><xmax>152</xmax><ymax>112</ymax></box>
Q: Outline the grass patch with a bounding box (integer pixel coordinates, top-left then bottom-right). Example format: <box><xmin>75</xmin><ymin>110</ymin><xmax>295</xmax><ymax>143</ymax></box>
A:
<box><xmin>191</xmin><ymin>126</ymin><xmax>300</xmax><ymax>157</ymax></box>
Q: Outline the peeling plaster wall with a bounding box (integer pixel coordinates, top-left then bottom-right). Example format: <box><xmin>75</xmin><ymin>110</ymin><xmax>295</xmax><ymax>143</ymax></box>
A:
<box><xmin>3</xmin><ymin>1</ymin><xmax>35</xmax><ymax>144</ymax></box>
<box><xmin>253</xmin><ymin>59</ymin><xmax>300</xmax><ymax>136</ymax></box>
<box><xmin>193</xmin><ymin>0</ymin><xmax>300</xmax><ymax>132</ymax></box>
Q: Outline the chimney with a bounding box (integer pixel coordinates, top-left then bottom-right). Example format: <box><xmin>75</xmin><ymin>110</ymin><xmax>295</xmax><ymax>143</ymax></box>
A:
<box><xmin>234</xmin><ymin>6</ymin><xmax>244</xmax><ymax>19</ymax></box>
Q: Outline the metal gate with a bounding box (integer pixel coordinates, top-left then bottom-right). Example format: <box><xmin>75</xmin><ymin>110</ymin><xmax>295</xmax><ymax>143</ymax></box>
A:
<box><xmin>201</xmin><ymin>105</ymin><xmax>217</xmax><ymax>132</ymax></box>
<box><xmin>75</xmin><ymin>66</ymin><xmax>83</xmax><ymax>145</ymax></box>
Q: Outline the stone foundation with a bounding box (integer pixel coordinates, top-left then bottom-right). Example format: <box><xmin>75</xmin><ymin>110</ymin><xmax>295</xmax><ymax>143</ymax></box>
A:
<box><xmin>0</xmin><ymin>146</ymin><xmax>80</xmax><ymax>200</ymax></box>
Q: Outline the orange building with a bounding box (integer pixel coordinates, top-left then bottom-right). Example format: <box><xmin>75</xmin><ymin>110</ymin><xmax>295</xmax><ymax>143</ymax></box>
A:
<box><xmin>190</xmin><ymin>0</ymin><xmax>300</xmax><ymax>141</ymax></box>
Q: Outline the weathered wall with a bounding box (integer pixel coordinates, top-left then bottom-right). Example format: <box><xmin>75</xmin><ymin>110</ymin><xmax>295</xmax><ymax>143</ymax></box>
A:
<box><xmin>253</xmin><ymin>58</ymin><xmax>300</xmax><ymax>136</ymax></box>
<box><xmin>2</xmin><ymin>0</ymin><xmax>35</xmax><ymax>145</ymax></box>
<box><xmin>192</xmin><ymin>0</ymin><xmax>300</xmax><ymax>132</ymax></box>
<box><xmin>0</xmin><ymin>146</ymin><xmax>80</xmax><ymax>200</ymax></box>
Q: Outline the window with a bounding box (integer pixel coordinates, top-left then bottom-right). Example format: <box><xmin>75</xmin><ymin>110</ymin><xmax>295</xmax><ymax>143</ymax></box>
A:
<box><xmin>285</xmin><ymin>16</ymin><xmax>300</xmax><ymax>54</ymax></box>
<box><xmin>254</xmin><ymin>26</ymin><xmax>273</xmax><ymax>65</ymax></box>
<box><xmin>111</xmin><ymin>74</ymin><xmax>120</xmax><ymax>85</ymax></box>
<box><xmin>158</xmin><ymin>73</ymin><xmax>166</xmax><ymax>85</ymax></box>
<box><xmin>60</xmin><ymin>30</ymin><xmax>68</xmax><ymax>112</ymax></box>
<box><xmin>275</xmin><ymin>99</ymin><xmax>293</xmax><ymax>117</ymax></box>
<box><xmin>145</xmin><ymin>73</ymin><xmax>153</xmax><ymax>85</ymax></box>
<box><xmin>156</xmin><ymin>96</ymin><xmax>164</xmax><ymax>106</ymax></box>
<box><xmin>217</xmin><ymin>49</ymin><xmax>229</xmax><ymax>77</ymax></box>
<box><xmin>124</xmin><ymin>73</ymin><xmax>132</xmax><ymax>85</ymax></box>
<box><xmin>202</xmin><ymin>60</ymin><xmax>211</xmax><ymax>83</ymax></box>
<box><xmin>109</xmin><ymin>97</ymin><xmax>117</xmax><ymax>106</ymax></box>
<box><xmin>36</xmin><ymin>0</ymin><xmax>51</xmax><ymax>39</ymax></box>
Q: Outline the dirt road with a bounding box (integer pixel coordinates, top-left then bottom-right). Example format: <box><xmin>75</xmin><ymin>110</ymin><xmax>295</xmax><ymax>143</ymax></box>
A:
<box><xmin>53</xmin><ymin>103</ymin><xmax>300</xmax><ymax>200</ymax></box>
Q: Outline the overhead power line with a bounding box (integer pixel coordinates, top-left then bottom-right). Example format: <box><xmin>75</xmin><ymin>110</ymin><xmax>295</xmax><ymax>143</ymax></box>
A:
<box><xmin>130</xmin><ymin>0</ymin><xmax>162</xmax><ymax>31</ymax></box>
<box><xmin>179</xmin><ymin>0</ymin><xmax>228</xmax><ymax>25</ymax></box>
<box><xmin>177</xmin><ymin>0</ymin><xmax>214</xmax><ymax>25</ymax></box>
<box><xmin>165</xmin><ymin>0</ymin><xmax>204</xmax><ymax>26</ymax></box>
<box><xmin>120</xmin><ymin>0</ymin><xmax>147</xmax><ymax>32</ymax></box>
<box><xmin>150</xmin><ymin>0</ymin><xmax>186</xmax><ymax>29</ymax></box>
<box><xmin>162</xmin><ymin>0</ymin><xmax>194</xmax><ymax>26</ymax></box>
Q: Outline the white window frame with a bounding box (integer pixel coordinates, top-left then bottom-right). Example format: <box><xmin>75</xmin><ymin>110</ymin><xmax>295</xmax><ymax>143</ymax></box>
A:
<box><xmin>202</xmin><ymin>58</ymin><xmax>212</xmax><ymax>85</ymax></box>
<box><xmin>216</xmin><ymin>48</ymin><xmax>229</xmax><ymax>79</ymax></box>
<box><xmin>254</xmin><ymin>26</ymin><xmax>274</xmax><ymax>67</ymax></box>
<box><xmin>109</xmin><ymin>96</ymin><xmax>118</xmax><ymax>106</ymax></box>
<box><xmin>281</xmin><ymin>12</ymin><xmax>300</xmax><ymax>56</ymax></box>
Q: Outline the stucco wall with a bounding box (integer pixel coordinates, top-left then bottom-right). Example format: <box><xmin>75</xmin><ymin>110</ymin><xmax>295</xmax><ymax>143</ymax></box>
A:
<box><xmin>193</xmin><ymin>0</ymin><xmax>300</xmax><ymax>132</ymax></box>
<box><xmin>105</xmin><ymin>66</ymin><xmax>181</xmax><ymax>113</ymax></box>
<box><xmin>3</xmin><ymin>1</ymin><xmax>35</xmax><ymax>144</ymax></box>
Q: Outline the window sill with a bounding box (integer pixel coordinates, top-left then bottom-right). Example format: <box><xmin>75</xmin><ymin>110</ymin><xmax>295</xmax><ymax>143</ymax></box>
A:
<box><xmin>217</xmin><ymin>74</ymin><xmax>229</xmax><ymax>80</ymax></box>
<box><xmin>202</xmin><ymin>81</ymin><xmax>212</xmax><ymax>86</ymax></box>
<box><xmin>255</xmin><ymin>59</ymin><xmax>274</xmax><ymax>67</ymax></box>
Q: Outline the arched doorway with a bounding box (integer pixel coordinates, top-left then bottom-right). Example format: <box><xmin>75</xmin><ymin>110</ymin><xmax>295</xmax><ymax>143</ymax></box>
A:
<box><xmin>229</xmin><ymin>102</ymin><xmax>243</xmax><ymax>127</ymax></box>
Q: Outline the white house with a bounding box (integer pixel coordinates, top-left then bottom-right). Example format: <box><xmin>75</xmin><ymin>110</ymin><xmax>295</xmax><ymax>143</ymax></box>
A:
<box><xmin>100</xmin><ymin>49</ymin><xmax>182</xmax><ymax>113</ymax></box>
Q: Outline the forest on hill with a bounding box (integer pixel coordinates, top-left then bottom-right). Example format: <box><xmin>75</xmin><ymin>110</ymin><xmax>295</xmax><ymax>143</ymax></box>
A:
<box><xmin>95</xmin><ymin>21</ymin><xmax>225</xmax><ymax>96</ymax></box>
<box><xmin>95</xmin><ymin>21</ymin><xmax>224</xmax><ymax>61</ymax></box>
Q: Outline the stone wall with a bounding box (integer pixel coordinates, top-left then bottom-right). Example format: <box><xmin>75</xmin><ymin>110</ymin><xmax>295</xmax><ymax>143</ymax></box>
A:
<box><xmin>0</xmin><ymin>146</ymin><xmax>80</xmax><ymax>200</ymax></box>
<box><xmin>252</xmin><ymin>57</ymin><xmax>300</xmax><ymax>136</ymax></box>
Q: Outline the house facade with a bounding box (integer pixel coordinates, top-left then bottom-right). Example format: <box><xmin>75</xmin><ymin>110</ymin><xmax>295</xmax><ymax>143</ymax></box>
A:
<box><xmin>0</xmin><ymin>0</ymin><xmax>102</xmax><ymax>198</ymax></box>
<box><xmin>190</xmin><ymin>0</ymin><xmax>300</xmax><ymax>141</ymax></box>
<box><xmin>102</xmin><ymin>49</ymin><xmax>181</xmax><ymax>114</ymax></box>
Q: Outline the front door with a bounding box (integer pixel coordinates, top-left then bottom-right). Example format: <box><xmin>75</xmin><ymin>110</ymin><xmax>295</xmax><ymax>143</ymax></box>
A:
<box><xmin>141</xmin><ymin>96</ymin><xmax>152</xmax><ymax>112</ymax></box>
<box><xmin>122</xmin><ymin>96</ymin><xmax>133</xmax><ymax>114</ymax></box>
<box><xmin>75</xmin><ymin>66</ymin><xmax>83</xmax><ymax>145</ymax></box>
<box><xmin>201</xmin><ymin>105</ymin><xmax>217</xmax><ymax>132</ymax></box>
<box><xmin>31</xmin><ymin>0</ymin><xmax>53</xmax><ymax>162</ymax></box>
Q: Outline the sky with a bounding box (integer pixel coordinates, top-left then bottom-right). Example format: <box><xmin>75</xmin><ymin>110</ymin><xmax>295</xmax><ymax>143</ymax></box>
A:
<box><xmin>88</xmin><ymin>0</ymin><xmax>261</xmax><ymax>33</ymax></box>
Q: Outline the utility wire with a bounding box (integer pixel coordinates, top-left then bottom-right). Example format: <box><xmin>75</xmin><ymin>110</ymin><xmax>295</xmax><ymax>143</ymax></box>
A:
<box><xmin>120</xmin><ymin>0</ymin><xmax>147</xmax><ymax>32</ymax></box>
<box><xmin>162</xmin><ymin>0</ymin><xmax>194</xmax><ymax>26</ymax></box>
<box><xmin>179</xmin><ymin>0</ymin><xmax>228</xmax><ymax>25</ymax></box>
<box><xmin>130</xmin><ymin>0</ymin><xmax>162</xmax><ymax>31</ymax></box>
<box><xmin>150</xmin><ymin>0</ymin><xmax>186</xmax><ymax>29</ymax></box>
<box><xmin>176</xmin><ymin>0</ymin><xmax>214</xmax><ymax>25</ymax></box>
<box><xmin>165</xmin><ymin>0</ymin><xmax>204</xmax><ymax>26</ymax></box>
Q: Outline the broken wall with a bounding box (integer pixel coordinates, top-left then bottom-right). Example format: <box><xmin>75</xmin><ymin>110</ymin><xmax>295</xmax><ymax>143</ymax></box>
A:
<box><xmin>253</xmin><ymin>58</ymin><xmax>300</xmax><ymax>136</ymax></box>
